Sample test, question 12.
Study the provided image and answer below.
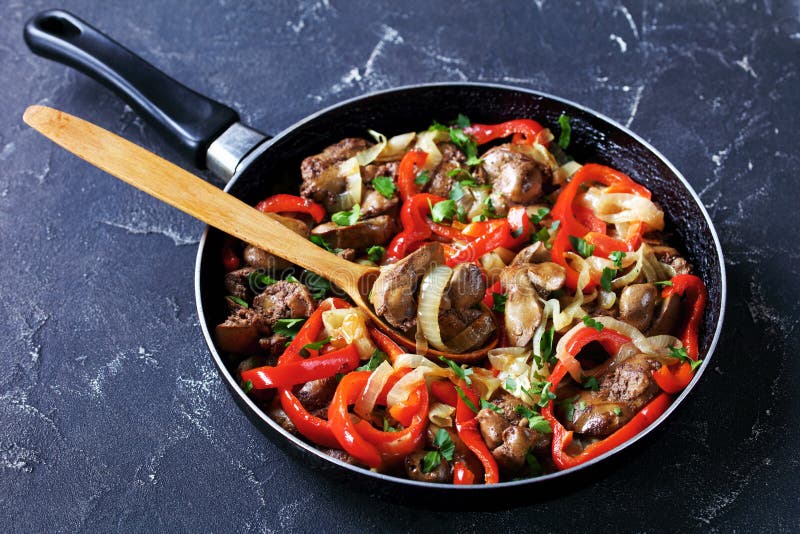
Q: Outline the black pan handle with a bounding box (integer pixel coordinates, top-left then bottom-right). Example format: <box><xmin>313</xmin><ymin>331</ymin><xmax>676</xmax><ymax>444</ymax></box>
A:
<box><xmin>24</xmin><ymin>9</ymin><xmax>241</xmax><ymax>169</ymax></box>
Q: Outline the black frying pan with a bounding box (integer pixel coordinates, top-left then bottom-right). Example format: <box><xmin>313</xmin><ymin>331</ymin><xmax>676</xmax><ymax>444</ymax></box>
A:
<box><xmin>24</xmin><ymin>9</ymin><xmax>726</xmax><ymax>508</ymax></box>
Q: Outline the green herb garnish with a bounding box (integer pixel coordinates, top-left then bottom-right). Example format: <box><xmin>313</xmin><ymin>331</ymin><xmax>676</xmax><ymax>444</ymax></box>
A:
<box><xmin>492</xmin><ymin>292</ymin><xmax>507</xmax><ymax>313</ymax></box>
<box><xmin>433</xmin><ymin>428</ymin><xmax>455</xmax><ymax>461</ymax></box>
<box><xmin>357</xmin><ymin>349</ymin><xmax>388</xmax><ymax>371</ymax></box>
<box><xmin>539</xmin><ymin>327</ymin><xmax>556</xmax><ymax>365</ymax></box>
<box><xmin>582</xmin><ymin>315</ymin><xmax>604</xmax><ymax>332</ymax></box>
<box><xmin>303</xmin><ymin>272</ymin><xmax>330</xmax><ymax>300</ymax></box>
<box><xmin>248</xmin><ymin>270</ymin><xmax>277</xmax><ymax>293</ymax></box>
<box><xmin>669</xmin><ymin>346</ymin><xmax>703</xmax><ymax>371</ymax></box>
<box><xmin>366</xmin><ymin>245</ymin><xmax>385</xmax><ymax>263</ymax></box>
<box><xmin>569</xmin><ymin>235</ymin><xmax>595</xmax><ymax>258</ymax></box>
<box><xmin>480</xmin><ymin>398</ymin><xmax>503</xmax><ymax>414</ymax></box>
<box><xmin>448</xmin><ymin>179</ymin><xmax>466</xmax><ymax>201</ymax></box>
<box><xmin>583</xmin><ymin>376</ymin><xmax>600</xmax><ymax>391</ymax></box>
<box><xmin>454</xmin><ymin>385</ymin><xmax>479</xmax><ymax>413</ymax></box>
<box><xmin>504</xmin><ymin>377</ymin><xmax>518</xmax><ymax>391</ymax></box>
<box><xmin>430</xmin><ymin>199</ymin><xmax>457</xmax><ymax>223</ymax></box>
<box><xmin>612</xmin><ymin>406</ymin><xmax>622</xmax><ymax>416</ymax></box>
<box><xmin>439</xmin><ymin>356</ymin><xmax>473</xmax><ymax>386</ymax></box>
<box><xmin>526</xmin><ymin>452</ymin><xmax>542</xmax><ymax>475</ymax></box>
<box><xmin>537</xmin><ymin>382</ymin><xmax>556</xmax><ymax>408</ymax></box>
<box><xmin>421</xmin><ymin>450</ymin><xmax>442</xmax><ymax>473</ymax></box>
<box><xmin>226</xmin><ymin>295</ymin><xmax>249</xmax><ymax>308</ymax></box>
<box><xmin>609</xmin><ymin>251</ymin><xmax>626</xmax><ymax>268</ymax></box>
<box><xmin>415</xmin><ymin>170</ymin><xmax>430</xmax><ymax>186</ymax></box>
<box><xmin>310</xmin><ymin>235</ymin><xmax>342</xmax><ymax>254</ymax></box>
<box><xmin>557</xmin><ymin>113</ymin><xmax>572</xmax><ymax>150</ymax></box>
<box><xmin>241</xmin><ymin>380</ymin><xmax>253</xmax><ymax>394</ymax></box>
<box><xmin>274</xmin><ymin>317</ymin><xmax>306</xmax><ymax>339</ymax></box>
<box><xmin>331</xmin><ymin>203</ymin><xmax>361</xmax><ymax>226</ymax></box>
<box><xmin>654</xmin><ymin>280</ymin><xmax>674</xmax><ymax>288</ymax></box>
<box><xmin>372</xmin><ymin>176</ymin><xmax>396</xmax><ymax>199</ymax></box>
<box><xmin>528</xmin><ymin>415</ymin><xmax>553</xmax><ymax>434</ymax></box>
<box><xmin>383</xmin><ymin>417</ymin><xmax>399</xmax><ymax>432</ymax></box>
<box><xmin>529</xmin><ymin>207</ymin><xmax>550</xmax><ymax>224</ymax></box>
<box><xmin>600</xmin><ymin>267</ymin><xmax>616</xmax><ymax>291</ymax></box>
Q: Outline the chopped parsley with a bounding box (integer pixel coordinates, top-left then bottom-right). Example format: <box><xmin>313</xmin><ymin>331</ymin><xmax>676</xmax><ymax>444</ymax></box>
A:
<box><xmin>433</xmin><ymin>428</ymin><xmax>455</xmax><ymax>461</ymax></box>
<box><xmin>537</xmin><ymin>382</ymin><xmax>557</xmax><ymax>408</ymax></box>
<box><xmin>529</xmin><ymin>415</ymin><xmax>553</xmax><ymax>434</ymax></box>
<box><xmin>274</xmin><ymin>317</ymin><xmax>306</xmax><ymax>339</ymax></box>
<box><xmin>241</xmin><ymin>380</ymin><xmax>253</xmax><ymax>394</ymax></box>
<box><xmin>532</xmin><ymin>226</ymin><xmax>550</xmax><ymax>244</ymax></box>
<box><xmin>480</xmin><ymin>398</ymin><xmax>503</xmax><ymax>414</ymax></box>
<box><xmin>415</xmin><ymin>170</ymin><xmax>430</xmax><ymax>186</ymax></box>
<box><xmin>482</xmin><ymin>196</ymin><xmax>503</xmax><ymax>219</ymax></box>
<box><xmin>421</xmin><ymin>450</ymin><xmax>442</xmax><ymax>473</ymax></box>
<box><xmin>612</xmin><ymin>406</ymin><xmax>623</xmax><ymax>416</ymax></box>
<box><xmin>284</xmin><ymin>274</ymin><xmax>301</xmax><ymax>284</ymax></box>
<box><xmin>515</xmin><ymin>404</ymin><xmax>538</xmax><ymax>421</ymax></box>
<box><xmin>300</xmin><ymin>336</ymin><xmax>331</xmax><ymax>357</ymax></box>
<box><xmin>583</xmin><ymin>376</ymin><xmax>600</xmax><ymax>391</ymax></box>
<box><xmin>569</xmin><ymin>235</ymin><xmax>595</xmax><ymax>258</ymax></box>
<box><xmin>447</xmin><ymin>167</ymin><xmax>473</xmax><ymax>180</ymax></box>
<box><xmin>439</xmin><ymin>356</ymin><xmax>473</xmax><ymax>386</ymax></box>
<box><xmin>529</xmin><ymin>207</ymin><xmax>550</xmax><ymax>225</ymax></box>
<box><xmin>372</xmin><ymin>176</ymin><xmax>396</xmax><ymax>199</ymax></box>
<box><xmin>226</xmin><ymin>295</ymin><xmax>249</xmax><ymax>308</ymax></box>
<box><xmin>538</xmin><ymin>327</ymin><xmax>556</xmax><ymax>365</ymax></box>
<box><xmin>492</xmin><ymin>292</ymin><xmax>507</xmax><ymax>313</ymax></box>
<box><xmin>248</xmin><ymin>270</ymin><xmax>277</xmax><ymax>293</ymax></box>
<box><xmin>449</xmin><ymin>179</ymin><xmax>465</xmax><ymax>201</ymax></box>
<box><xmin>428</xmin><ymin>119</ymin><xmax>448</xmax><ymax>132</ymax></box>
<box><xmin>331</xmin><ymin>203</ymin><xmax>361</xmax><ymax>226</ymax></box>
<box><xmin>654</xmin><ymin>280</ymin><xmax>674</xmax><ymax>288</ymax></box>
<box><xmin>310</xmin><ymin>235</ymin><xmax>342</xmax><ymax>254</ymax></box>
<box><xmin>504</xmin><ymin>377</ymin><xmax>518</xmax><ymax>391</ymax></box>
<box><xmin>430</xmin><ymin>199</ymin><xmax>457</xmax><ymax>223</ymax></box>
<box><xmin>582</xmin><ymin>315</ymin><xmax>604</xmax><ymax>332</ymax></box>
<box><xmin>557</xmin><ymin>113</ymin><xmax>572</xmax><ymax>150</ymax></box>
<box><xmin>454</xmin><ymin>385</ymin><xmax>479</xmax><ymax>413</ymax></box>
<box><xmin>669</xmin><ymin>346</ymin><xmax>703</xmax><ymax>371</ymax></box>
<box><xmin>366</xmin><ymin>245</ymin><xmax>385</xmax><ymax>263</ymax></box>
<box><xmin>558</xmin><ymin>394</ymin><xmax>581</xmax><ymax>420</ymax></box>
<box><xmin>383</xmin><ymin>417</ymin><xmax>399</xmax><ymax>432</ymax></box>
<box><xmin>609</xmin><ymin>251</ymin><xmax>626</xmax><ymax>268</ymax></box>
<box><xmin>600</xmin><ymin>267</ymin><xmax>617</xmax><ymax>291</ymax></box>
<box><xmin>357</xmin><ymin>349</ymin><xmax>388</xmax><ymax>371</ymax></box>
<box><xmin>447</xmin><ymin>114</ymin><xmax>482</xmax><ymax>166</ymax></box>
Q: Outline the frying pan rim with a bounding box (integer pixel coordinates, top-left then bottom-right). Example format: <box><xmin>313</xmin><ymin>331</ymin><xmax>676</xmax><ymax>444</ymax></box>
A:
<box><xmin>194</xmin><ymin>81</ymin><xmax>727</xmax><ymax>490</ymax></box>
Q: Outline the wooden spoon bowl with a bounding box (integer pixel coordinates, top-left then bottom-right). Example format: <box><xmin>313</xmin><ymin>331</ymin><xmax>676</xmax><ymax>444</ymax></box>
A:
<box><xmin>23</xmin><ymin>105</ymin><xmax>497</xmax><ymax>362</ymax></box>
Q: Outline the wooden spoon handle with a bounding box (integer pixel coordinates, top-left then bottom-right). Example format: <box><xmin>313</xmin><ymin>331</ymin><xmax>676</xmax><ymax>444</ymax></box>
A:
<box><xmin>23</xmin><ymin>105</ymin><xmax>372</xmax><ymax>289</ymax></box>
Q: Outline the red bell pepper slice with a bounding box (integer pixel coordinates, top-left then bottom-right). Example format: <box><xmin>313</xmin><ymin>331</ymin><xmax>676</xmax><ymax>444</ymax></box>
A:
<box><xmin>464</xmin><ymin>119</ymin><xmax>546</xmax><ymax>146</ymax></box>
<box><xmin>455</xmin><ymin>381</ymin><xmax>500</xmax><ymax>484</ymax></box>
<box><xmin>242</xmin><ymin>344</ymin><xmax>360</xmax><ymax>389</ymax></box>
<box><xmin>453</xmin><ymin>461</ymin><xmax>476</xmax><ymax>485</ymax></box>
<box><xmin>385</xmin><ymin>193</ymin><xmax>443</xmax><ymax>262</ymax></box>
<box><xmin>278</xmin><ymin>297</ymin><xmax>350</xmax><ymax>366</ymax></box>
<box><xmin>327</xmin><ymin>371</ymin><xmax>384</xmax><ymax>468</ymax></box>
<box><xmin>650</xmin><ymin>274</ymin><xmax>708</xmax><ymax>394</ymax></box>
<box><xmin>430</xmin><ymin>380</ymin><xmax>460</xmax><ymax>406</ymax></box>
<box><xmin>662</xmin><ymin>274</ymin><xmax>707</xmax><ymax>359</ymax></box>
<box><xmin>221</xmin><ymin>237</ymin><xmax>240</xmax><ymax>272</ymax></box>
<box><xmin>397</xmin><ymin>149</ymin><xmax>429</xmax><ymax>201</ymax></box>
<box><xmin>564</xmin><ymin>326</ymin><xmax>631</xmax><ymax>359</ymax></box>
<box><xmin>278</xmin><ymin>388</ymin><xmax>341</xmax><ymax>449</ymax></box>
<box><xmin>482</xmin><ymin>280</ymin><xmax>502</xmax><ymax>309</ymax></box>
<box><xmin>353</xmin><ymin>382</ymin><xmax>429</xmax><ymax>460</ymax></box>
<box><xmin>550</xmin><ymin>163</ymin><xmax>652</xmax><ymax>290</ymax></box>
<box><xmin>368</xmin><ymin>327</ymin><xmax>406</xmax><ymax>363</ymax></box>
<box><xmin>255</xmin><ymin>193</ymin><xmax>326</xmax><ymax>223</ymax></box>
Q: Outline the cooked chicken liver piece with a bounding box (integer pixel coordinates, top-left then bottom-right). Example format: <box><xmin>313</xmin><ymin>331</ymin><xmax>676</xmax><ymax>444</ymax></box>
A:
<box><xmin>511</xmin><ymin>241</ymin><xmax>551</xmax><ymax>265</ymax></box>
<box><xmin>648</xmin><ymin>294</ymin><xmax>681</xmax><ymax>336</ymax></box>
<box><xmin>243</xmin><ymin>214</ymin><xmax>310</xmax><ymax>273</ymax></box>
<box><xmin>405</xmin><ymin>450</ymin><xmax>452</xmax><ymax>483</ymax></box>
<box><xmin>294</xmin><ymin>377</ymin><xmax>338</xmax><ymax>411</ymax></box>
<box><xmin>500</xmin><ymin>265</ymin><xmax>543</xmax><ymax>346</ymax></box>
<box><xmin>618</xmin><ymin>283</ymin><xmax>658</xmax><ymax>332</ymax></box>
<box><xmin>253</xmin><ymin>281</ymin><xmax>316</xmax><ymax>327</ymax></box>
<box><xmin>476</xmin><ymin>408</ymin><xmax>510</xmax><ymax>450</ymax></box>
<box><xmin>482</xmin><ymin>143</ymin><xmax>550</xmax><ymax>205</ymax></box>
<box><xmin>370</xmin><ymin>242</ymin><xmax>445</xmax><ymax>332</ymax></box>
<box><xmin>441</xmin><ymin>263</ymin><xmax>485</xmax><ymax>310</ymax></box>
<box><xmin>215</xmin><ymin>307</ymin><xmax>271</xmax><ymax>354</ymax></box>
<box><xmin>492</xmin><ymin>425</ymin><xmax>551</xmax><ymax>474</ymax></box>
<box><xmin>310</xmin><ymin>215</ymin><xmax>398</xmax><ymax>251</ymax></box>
<box><xmin>224</xmin><ymin>267</ymin><xmax>257</xmax><ymax>301</ymax></box>
<box><xmin>300</xmin><ymin>138</ymin><xmax>368</xmax><ymax>212</ymax></box>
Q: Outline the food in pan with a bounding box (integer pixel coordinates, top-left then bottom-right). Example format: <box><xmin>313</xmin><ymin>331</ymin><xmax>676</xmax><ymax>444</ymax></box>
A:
<box><xmin>215</xmin><ymin>114</ymin><xmax>707</xmax><ymax>484</ymax></box>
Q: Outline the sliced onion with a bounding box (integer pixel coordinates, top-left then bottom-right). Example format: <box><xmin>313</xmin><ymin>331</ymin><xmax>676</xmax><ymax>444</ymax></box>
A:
<box><xmin>582</xmin><ymin>188</ymin><xmax>664</xmax><ymax>231</ymax></box>
<box><xmin>332</xmin><ymin>157</ymin><xmax>362</xmax><ymax>211</ymax></box>
<box><xmin>428</xmin><ymin>402</ymin><xmax>455</xmax><ymax>427</ymax></box>
<box><xmin>322</xmin><ymin>308</ymin><xmax>375</xmax><ymax>359</ymax></box>
<box><xmin>376</xmin><ymin>132</ymin><xmax>416</xmax><ymax>162</ymax></box>
<box><xmin>472</xmin><ymin>368</ymin><xmax>502</xmax><ymax>400</ymax></box>
<box><xmin>414</xmin><ymin>130</ymin><xmax>447</xmax><ymax>170</ymax></box>
<box><xmin>386</xmin><ymin>367</ymin><xmax>426</xmax><ymax>409</ymax></box>
<box><xmin>489</xmin><ymin>347</ymin><xmax>540</xmax><ymax>404</ymax></box>
<box><xmin>634</xmin><ymin>334</ymin><xmax>683</xmax><ymax>357</ymax></box>
<box><xmin>417</xmin><ymin>265</ymin><xmax>453</xmax><ymax>351</ymax></box>
<box><xmin>356</xmin><ymin>130</ymin><xmax>388</xmax><ymax>166</ymax></box>
<box><xmin>393</xmin><ymin>353</ymin><xmax>439</xmax><ymax>370</ymax></box>
<box><xmin>553</xmin><ymin>160</ymin><xmax>583</xmax><ymax>185</ymax></box>
<box><xmin>598</xmin><ymin>289</ymin><xmax>617</xmax><ymax>309</ymax></box>
<box><xmin>479</xmin><ymin>251</ymin><xmax>507</xmax><ymax>285</ymax></box>
<box><xmin>354</xmin><ymin>360</ymin><xmax>393</xmax><ymax>419</ymax></box>
<box><xmin>554</xmin><ymin>321</ymin><xmax>595</xmax><ymax>381</ymax></box>
<box><xmin>611</xmin><ymin>244</ymin><xmax>645</xmax><ymax>290</ymax></box>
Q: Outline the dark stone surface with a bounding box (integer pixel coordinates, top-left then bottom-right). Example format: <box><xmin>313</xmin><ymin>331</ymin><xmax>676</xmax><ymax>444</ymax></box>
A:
<box><xmin>1</xmin><ymin>0</ymin><xmax>797</xmax><ymax>531</ymax></box>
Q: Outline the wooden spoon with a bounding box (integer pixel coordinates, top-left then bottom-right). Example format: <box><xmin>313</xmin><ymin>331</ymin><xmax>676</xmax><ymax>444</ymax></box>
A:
<box><xmin>23</xmin><ymin>105</ymin><xmax>495</xmax><ymax>362</ymax></box>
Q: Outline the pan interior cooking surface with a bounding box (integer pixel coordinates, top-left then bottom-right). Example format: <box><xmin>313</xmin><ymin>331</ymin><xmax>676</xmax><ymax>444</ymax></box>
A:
<box><xmin>197</xmin><ymin>84</ymin><xmax>725</xmax><ymax>496</ymax></box>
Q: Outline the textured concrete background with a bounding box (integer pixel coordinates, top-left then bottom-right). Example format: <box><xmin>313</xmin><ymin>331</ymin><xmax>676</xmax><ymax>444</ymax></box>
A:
<box><xmin>1</xmin><ymin>0</ymin><xmax>798</xmax><ymax>531</ymax></box>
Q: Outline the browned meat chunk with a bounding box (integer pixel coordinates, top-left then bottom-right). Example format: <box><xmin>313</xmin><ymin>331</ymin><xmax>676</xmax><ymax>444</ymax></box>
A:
<box><xmin>618</xmin><ymin>283</ymin><xmax>658</xmax><ymax>332</ymax></box>
<box><xmin>224</xmin><ymin>267</ymin><xmax>256</xmax><ymax>301</ymax></box>
<box><xmin>335</xmin><ymin>248</ymin><xmax>357</xmax><ymax>261</ymax></box>
<box><xmin>370</xmin><ymin>242</ymin><xmax>445</xmax><ymax>332</ymax></box>
<box><xmin>648</xmin><ymin>294</ymin><xmax>681</xmax><ymax>336</ymax></box>
<box><xmin>525</xmin><ymin>262</ymin><xmax>566</xmax><ymax>293</ymax></box>
<box><xmin>360</xmin><ymin>188</ymin><xmax>399</xmax><ymax>219</ymax></box>
<box><xmin>320</xmin><ymin>448</ymin><xmax>363</xmax><ymax>466</ymax></box>
<box><xmin>511</xmin><ymin>241</ymin><xmax>551</xmax><ymax>265</ymax></box>
<box><xmin>500</xmin><ymin>265</ymin><xmax>543</xmax><ymax>346</ymax></box>
<box><xmin>253</xmin><ymin>281</ymin><xmax>315</xmax><ymax>327</ymax></box>
<box><xmin>477</xmin><ymin>408</ymin><xmax>510</xmax><ymax>450</ymax></box>
<box><xmin>404</xmin><ymin>450</ymin><xmax>452</xmax><ymax>483</ymax></box>
<box><xmin>482</xmin><ymin>143</ymin><xmax>550</xmax><ymax>205</ymax></box>
<box><xmin>300</xmin><ymin>138</ymin><xmax>368</xmax><ymax>212</ymax></box>
<box><xmin>492</xmin><ymin>425</ymin><xmax>550</xmax><ymax>474</ymax></box>
<box><xmin>310</xmin><ymin>215</ymin><xmax>398</xmax><ymax>250</ymax></box>
<box><xmin>437</xmin><ymin>308</ymin><xmax>482</xmax><ymax>341</ymax></box>
<box><xmin>267</xmin><ymin>403</ymin><xmax>297</xmax><ymax>435</ymax></box>
<box><xmin>441</xmin><ymin>263</ymin><xmax>485</xmax><ymax>310</ymax></box>
<box><xmin>490</xmin><ymin>390</ymin><xmax>526</xmax><ymax>424</ymax></box>
<box><xmin>294</xmin><ymin>377</ymin><xmax>338</xmax><ymax>411</ymax></box>
<box><xmin>442</xmin><ymin>312</ymin><xmax>496</xmax><ymax>352</ymax></box>
<box><xmin>427</xmin><ymin>143</ymin><xmax>467</xmax><ymax>198</ymax></box>
<box><xmin>258</xmin><ymin>333</ymin><xmax>290</xmax><ymax>356</ymax></box>
<box><xmin>215</xmin><ymin>307</ymin><xmax>271</xmax><ymax>354</ymax></box>
<box><xmin>651</xmin><ymin>245</ymin><xmax>692</xmax><ymax>275</ymax></box>
<box><xmin>563</xmin><ymin>354</ymin><xmax>661</xmax><ymax>437</ymax></box>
